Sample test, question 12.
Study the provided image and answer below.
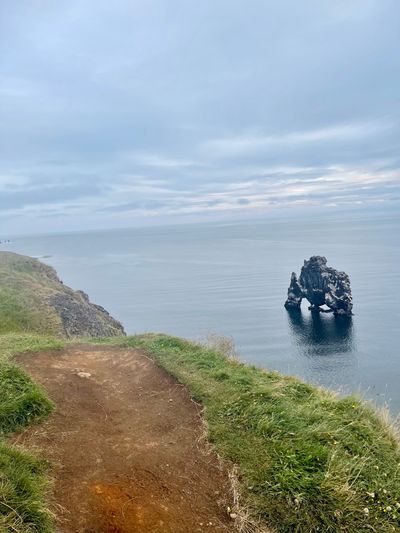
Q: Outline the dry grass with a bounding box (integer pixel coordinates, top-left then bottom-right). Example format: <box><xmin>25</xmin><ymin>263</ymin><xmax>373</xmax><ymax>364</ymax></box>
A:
<box><xmin>202</xmin><ymin>332</ymin><xmax>240</xmax><ymax>362</ymax></box>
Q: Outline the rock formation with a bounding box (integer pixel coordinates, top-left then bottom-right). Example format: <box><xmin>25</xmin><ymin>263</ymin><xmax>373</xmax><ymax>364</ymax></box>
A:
<box><xmin>50</xmin><ymin>289</ymin><xmax>125</xmax><ymax>338</ymax></box>
<box><xmin>285</xmin><ymin>256</ymin><xmax>353</xmax><ymax>316</ymax></box>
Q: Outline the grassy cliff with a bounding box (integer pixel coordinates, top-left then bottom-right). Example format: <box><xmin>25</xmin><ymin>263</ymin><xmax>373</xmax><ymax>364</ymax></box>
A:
<box><xmin>0</xmin><ymin>252</ymin><xmax>125</xmax><ymax>338</ymax></box>
<box><xmin>1</xmin><ymin>253</ymin><xmax>399</xmax><ymax>532</ymax></box>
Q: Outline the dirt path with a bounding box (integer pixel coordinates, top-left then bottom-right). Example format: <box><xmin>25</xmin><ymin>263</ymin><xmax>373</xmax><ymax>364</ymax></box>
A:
<box><xmin>13</xmin><ymin>345</ymin><xmax>233</xmax><ymax>532</ymax></box>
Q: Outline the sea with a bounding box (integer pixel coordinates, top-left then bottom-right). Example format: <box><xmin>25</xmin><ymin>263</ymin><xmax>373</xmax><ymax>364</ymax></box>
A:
<box><xmin>3</xmin><ymin>213</ymin><xmax>400</xmax><ymax>414</ymax></box>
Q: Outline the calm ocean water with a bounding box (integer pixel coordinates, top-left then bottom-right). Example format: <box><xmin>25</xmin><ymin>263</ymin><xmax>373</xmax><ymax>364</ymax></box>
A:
<box><xmin>3</xmin><ymin>215</ymin><xmax>400</xmax><ymax>413</ymax></box>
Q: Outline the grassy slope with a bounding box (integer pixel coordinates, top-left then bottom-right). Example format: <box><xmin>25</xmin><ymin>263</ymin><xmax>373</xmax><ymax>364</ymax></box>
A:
<box><xmin>91</xmin><ymin>334</ymin><xmax>400</xmax><ymax>533</ymax></box>
<box><xmin>0</xmin><ymin>335</ymin><xmax>64</xmax><ymax>532</ymax></box>
<box><xmin>0</xmin><ymin>253</ymin><xmax>62</xmax><ymax>336</ymax></box>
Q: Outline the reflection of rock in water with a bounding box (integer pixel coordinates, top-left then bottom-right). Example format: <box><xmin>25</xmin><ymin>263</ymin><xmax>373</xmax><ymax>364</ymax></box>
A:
<box><xmin>287</xmin><ymin>307</ymin><xmax>354</xmax><ymax>357</ymax></box>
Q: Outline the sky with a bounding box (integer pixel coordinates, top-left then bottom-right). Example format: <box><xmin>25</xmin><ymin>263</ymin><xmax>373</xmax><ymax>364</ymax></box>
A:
<box><xmin>1</xmin><ymin>0</ymin><xmax>399</xmax><ymax>235</ymax></box>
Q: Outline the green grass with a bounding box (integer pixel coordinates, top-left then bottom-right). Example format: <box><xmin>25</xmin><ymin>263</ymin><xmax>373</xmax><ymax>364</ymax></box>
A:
<box><xmin>0</xmin><ymin>334</ymin><xmax>64</xmax><ymax>363</ymax></box>
<box><xmin>0</xmin><ymin>289</ymin><xmax>45</xmax><ymax>335</ymax></box>
<box><xmin>0</xmin><ymin>334</ymin><xmax>63</xmax><ymax>438</ymax></box>
<box><xmin>0</xmin><ymin>253</ymin><xmax>62</xmax><ymax>336</ymax></box>
<box><xmin>0</xmin><ymin>334</ymin><xmax>64</xmax><ymax>533</ymax></box>
<box><xmin>0</xmin><ymin>364</ymin><xmax>54</xmax><ymax>436</ymax></box>
<box><xmin>0</xmin><ymin>442</ymin><xmax>53</xmax><ymax>533</ymax></box>
<box><xmin>91</xmin><ymin>334</ymin><xmax>400</xmax><ymax>533</ymax></box>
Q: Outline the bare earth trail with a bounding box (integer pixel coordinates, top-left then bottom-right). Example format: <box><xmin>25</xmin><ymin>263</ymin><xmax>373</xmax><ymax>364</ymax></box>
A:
<box><xmin>13</xmin><ymin>346</ymin><xmax>233</xmax><ymax>532</ymax></box>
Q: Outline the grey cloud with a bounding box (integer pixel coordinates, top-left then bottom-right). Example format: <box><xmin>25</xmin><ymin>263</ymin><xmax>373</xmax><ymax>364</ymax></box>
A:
<box><xmin>0</xmin><ymin>0</ymin><xmax>399</xmax><ymax>234</ymax></box>
<box><xmin>0</xmin><ymin>180</ymin><xmax>104</xmax><ymax>210</ymax></box>
<box><xmin>97</xmin><ymin>199</ymin><xmax>168</xmax><ymax>213</ymax></box>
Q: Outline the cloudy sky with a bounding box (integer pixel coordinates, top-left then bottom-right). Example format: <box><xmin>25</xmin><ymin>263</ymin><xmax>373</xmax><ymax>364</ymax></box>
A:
<box><xmin>1</xmin><ymin>0</ymin><xmax>399</xmax><ymax>235</ymax></box>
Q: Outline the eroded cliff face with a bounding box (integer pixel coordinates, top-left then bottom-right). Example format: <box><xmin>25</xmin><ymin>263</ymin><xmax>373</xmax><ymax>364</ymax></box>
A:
<box><xmin>49</xmin><ymin>288</ymin><xmax>125</xmax><ymax>338</ymax></box>
<box><xmin>43</xmin><ymin>264</ymin><xmax>126</xmax><ymax>338</ymax></box>
<box><xmin>285</xmin><ymin>256</ymin><xmax>353</xmax><ymax>316</ymax></box>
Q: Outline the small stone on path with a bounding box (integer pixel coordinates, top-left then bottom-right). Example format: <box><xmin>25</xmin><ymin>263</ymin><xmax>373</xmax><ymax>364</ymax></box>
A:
<box><xmin>76</xmin><ymin>371</ymin><xmax>91</xmax><ymax>378</ymax></box>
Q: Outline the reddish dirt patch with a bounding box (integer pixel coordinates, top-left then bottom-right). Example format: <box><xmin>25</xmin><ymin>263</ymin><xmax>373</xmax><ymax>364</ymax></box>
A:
<box><xmin>14</xmin><ymin>345</ymin><xmax>233</xmax><ymax>532</ymax></box>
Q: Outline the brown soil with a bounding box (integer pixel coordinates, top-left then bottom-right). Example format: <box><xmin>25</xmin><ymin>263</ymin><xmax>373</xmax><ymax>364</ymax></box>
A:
<box><xmin>14</xmin><ymin>345</ymin><xmax>234</xmax><ymax>532</ymax></box>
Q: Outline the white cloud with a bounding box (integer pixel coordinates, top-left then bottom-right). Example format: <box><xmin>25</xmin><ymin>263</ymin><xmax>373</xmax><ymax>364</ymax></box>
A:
<box><xmin>202</xmin><ymin>121</ymin><xmax>390</xmax><ymax>158</ymax></box>
<box><xmin>0</xmin><ymin>174</ymin><xmax>29</xmax><ymax>191</ymax></box>
<box><xmin>122</xmin><ymin>151</ymin><xmax>198</xmax><ymax>169</ymax></box>
<box><xmin>3</xmin><ymin>163</ymin><xmax>398</xmax><ymax>219</ymax></box>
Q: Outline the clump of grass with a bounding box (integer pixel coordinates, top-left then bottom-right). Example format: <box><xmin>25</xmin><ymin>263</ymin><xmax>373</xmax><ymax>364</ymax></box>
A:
<box><xmin>0</xmin><ymin>364</ymin><xmax>54</xmax><ymax>436</ymax></box>
<box><xmin>99</xmin><ymin>334</ymin><xmax>400</xmax><ymax>533</ymax></box>
<box><xmin>202</xmin><ymin>332</ymin><xmax>239</xmax><ymax>361</ymax></box>
<box><xmin>0</xmin><ymin>333</ymin><xmax>63</xmax><ymax>532</ymax></box>
<box><xmin>0</xmin><ymin>334</ymin><xmax>62</xmax><ymax>437</ymax></box>
<box><xmin>0</xmin><ymin>442</ymin><xmax>53</xmax><ymax>533</ymax></box>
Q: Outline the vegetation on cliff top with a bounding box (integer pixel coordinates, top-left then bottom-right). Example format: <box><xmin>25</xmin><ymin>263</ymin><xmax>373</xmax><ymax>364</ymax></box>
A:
<box><xmin>92</xmin><ymin>334</ymin><xmax>400</xmax><ymax>533</ymax></box>
<box><xmin>0</xmin><ymin>253</ymin><xmax>60</xmax><ymax>336</ymax></box>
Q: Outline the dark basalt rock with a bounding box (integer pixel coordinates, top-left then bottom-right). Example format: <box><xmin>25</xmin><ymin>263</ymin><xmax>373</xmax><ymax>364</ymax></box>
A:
<box><xmin>50</xmin><ymin>290</ymin><xmax>125</xmax><ymax>338</ymax></box>
<box><xmin>285</xmin><ymin>256</ymin><xmax>353</xmax><ymax>316</ymax></box>
<box><xmin>284</xmin><ymin>272</ymin><xmax>303</xmax><ymax>309</ymax></box>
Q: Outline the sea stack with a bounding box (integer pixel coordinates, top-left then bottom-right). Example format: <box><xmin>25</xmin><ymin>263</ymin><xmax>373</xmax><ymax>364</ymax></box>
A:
<box><xmin>285</xmin><ymin>256</ymin><xmax>353</xmax><ymax>316</ymax></box>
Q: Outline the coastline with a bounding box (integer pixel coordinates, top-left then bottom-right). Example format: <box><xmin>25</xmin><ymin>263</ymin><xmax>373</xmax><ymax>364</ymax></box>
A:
<box><xmin>0</xmin><ymin>253</ymin><xmax>399</xmax><ymax>532</ymax></box>
<box><xmin>4</xmin><ymin>216</ymin><xmax>400</xmax><ymax>415</ymax></box>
